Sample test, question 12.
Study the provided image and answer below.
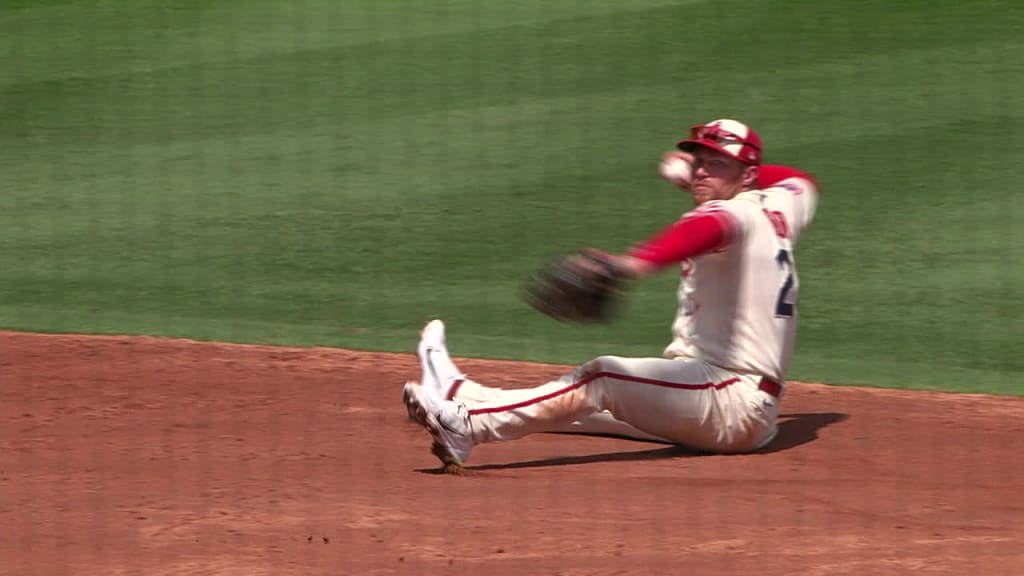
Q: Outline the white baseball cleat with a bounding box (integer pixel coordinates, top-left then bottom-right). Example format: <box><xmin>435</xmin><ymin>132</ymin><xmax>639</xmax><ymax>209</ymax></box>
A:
<box><xmin>402</xmin><ymin>319</ymin><xmax>465</xmax><ymax>422</ymax></box>
<box><xmin>407</xmin><ymin>319</ymin><xmax>466</xmax><ymax>402</ymax></box>
<box><xmin>403</xmin><ymin>381</ymin><xmax>473</xmax><ymax>467</ymax></box>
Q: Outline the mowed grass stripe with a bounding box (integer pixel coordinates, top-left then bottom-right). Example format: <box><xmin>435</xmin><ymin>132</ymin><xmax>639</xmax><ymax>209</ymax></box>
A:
<box><xmin>1</xmin><ymin>0</ymin><xmax>1022</xmax><ymax>393</ymax></box>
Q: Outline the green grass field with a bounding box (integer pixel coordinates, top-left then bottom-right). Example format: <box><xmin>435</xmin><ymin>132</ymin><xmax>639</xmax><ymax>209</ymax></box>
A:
<box><xmin>2</xmin><ymin>0</ymin><xmax>1022</xmax><ymax>394</ymax></box>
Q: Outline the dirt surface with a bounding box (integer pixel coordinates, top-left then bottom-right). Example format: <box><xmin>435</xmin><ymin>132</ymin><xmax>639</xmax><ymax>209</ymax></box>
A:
<box><xmin>2</xmin><ymin>330</ymin><xmax>1022</xmax><ymax>575</ymax></box>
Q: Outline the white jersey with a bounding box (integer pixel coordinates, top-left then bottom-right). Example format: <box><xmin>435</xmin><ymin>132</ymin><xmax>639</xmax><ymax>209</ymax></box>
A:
<box><xmin>664</xmin><ymin>176</ymin><xmax>819</xmax><ymax>381</ymax></box>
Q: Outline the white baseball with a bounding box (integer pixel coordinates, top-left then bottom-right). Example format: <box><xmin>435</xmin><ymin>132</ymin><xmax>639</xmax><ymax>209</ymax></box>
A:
<box><xmin>659</xmin><ymin>157</ymin><xmax>692</xmax><ymax>184</ymax></box>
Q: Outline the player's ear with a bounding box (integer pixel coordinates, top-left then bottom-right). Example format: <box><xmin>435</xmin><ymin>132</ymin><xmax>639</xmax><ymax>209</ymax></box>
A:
<box><xmin>742</xmin><ymin>165</ymin><xmax>758</xmax><ymax>189</ymax></box>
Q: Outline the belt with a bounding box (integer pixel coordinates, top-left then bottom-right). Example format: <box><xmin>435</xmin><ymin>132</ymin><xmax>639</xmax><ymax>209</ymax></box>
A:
<box><xmin>758</xmin><ymin>378</ymin><xmax>783</xmax><ymax>398</ymax></box>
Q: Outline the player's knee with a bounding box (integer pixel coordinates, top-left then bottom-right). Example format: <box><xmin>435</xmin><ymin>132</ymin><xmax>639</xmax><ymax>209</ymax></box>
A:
<box><xmin>580</xmin><ymin>355</ymin><xmax>626</xmax><ymax>377</ymax></box>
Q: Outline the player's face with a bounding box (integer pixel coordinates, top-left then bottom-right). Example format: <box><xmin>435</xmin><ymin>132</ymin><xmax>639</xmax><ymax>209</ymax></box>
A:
<box><xmin>690</xmin><ymin>148</ymin><xmax>754</xmax><ymax>205</ymax></box>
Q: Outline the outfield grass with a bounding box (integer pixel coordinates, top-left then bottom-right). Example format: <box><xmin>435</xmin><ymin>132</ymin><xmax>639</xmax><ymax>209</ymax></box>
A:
<box><xmin>2</xmin><ymin>0</ymin><xmax>1022</xmax><ymax>394</ymax></box>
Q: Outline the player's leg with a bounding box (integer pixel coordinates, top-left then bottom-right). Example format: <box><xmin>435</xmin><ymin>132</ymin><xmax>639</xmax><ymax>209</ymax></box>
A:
<box><xmin>407</xmin><ymin>320</ymin><xmax>671</xmax><ymax>443</ymax></box>
<box><xmin>404</xmin><ymin>357</ymin><xmax>777</xmax><ymax>465</ymax></box>
<box><xmin>546</xmin><ymin>411</ymin><xmax>673</xmax><ymax>443</ymax></box>
<box><xmin>417</xmin><ymin>319</ymin><xmax>777</xmax><ymax>450</ymax></box>
<box><xmin>462</xmin><ymin>355</ymin><xmax>776</xmax><ymax>453</ymax></box>
<box><xmin>461</xmin><ymin>355</ymin><xmax>694</xmax><ymax>444</ymax></box>
<box><xmin>404</xmin><ymin>320</ymin><xmax>777</xmax><ymax>460</ymax></box>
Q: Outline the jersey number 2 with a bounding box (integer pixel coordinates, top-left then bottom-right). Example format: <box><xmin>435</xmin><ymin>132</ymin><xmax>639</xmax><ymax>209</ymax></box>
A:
<box><xmin>775</xmin><ymin>249</ymin><xmax>795</xmax><ymax>318</ymax></box>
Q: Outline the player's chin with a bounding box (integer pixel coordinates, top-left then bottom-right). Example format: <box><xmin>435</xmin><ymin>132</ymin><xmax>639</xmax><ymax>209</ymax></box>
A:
<box><xmin>690</xmin><ymin>188</ymin><xmax>713</xmax><ymax>206</ymax></box>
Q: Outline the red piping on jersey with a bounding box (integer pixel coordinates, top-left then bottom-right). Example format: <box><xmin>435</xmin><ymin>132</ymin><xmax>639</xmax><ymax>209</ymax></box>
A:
<box><xmin>466</xmin><ymin>372</ymin><xmax>741</xmax><ymax>416</ymax></box>
<box><xmin>628</xmin><ymin>210</ymin><xmax>737</xmax><ymax>267</ymax></box>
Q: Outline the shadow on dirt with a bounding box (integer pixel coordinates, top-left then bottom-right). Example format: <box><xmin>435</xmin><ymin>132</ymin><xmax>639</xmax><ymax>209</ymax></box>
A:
<box><xmin>417</xmin><ymin>412</ymin><xmax>849</xmax><ymax>472</ymax></box>
<box><xmin>760</xmin><ymin>412</ymin><xmax>849</xmax><ymax>454</ymax></box>
<box><xmin>462</xmin><ymin>444</ymin><xmax>701</xmax><ymax>472</ymax></box>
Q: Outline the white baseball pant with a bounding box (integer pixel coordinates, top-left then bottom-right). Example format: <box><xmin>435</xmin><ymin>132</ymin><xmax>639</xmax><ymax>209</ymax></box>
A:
<box><xmin>449</xmin><ymin>355</ymin><xmax>781</xmax><ymax>453</ymax></box>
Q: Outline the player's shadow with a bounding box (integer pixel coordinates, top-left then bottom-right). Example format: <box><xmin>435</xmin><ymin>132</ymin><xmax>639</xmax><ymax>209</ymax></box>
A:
<box><xmin>758</xmin><ymin>412</ymin><xmax>848</xmax><ymax>454</ymax></box>
<box><xmin>431</xmin><ymin>412</ymin><xmax>847</xmax><ymax>472</ymax></box>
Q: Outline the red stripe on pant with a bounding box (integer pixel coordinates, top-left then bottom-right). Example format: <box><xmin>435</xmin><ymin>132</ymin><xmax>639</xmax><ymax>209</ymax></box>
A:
<box><xmin>447</xmin><ymin>379</ymin><xmax>464</xmax><ymax>401</ymax></box>
<box><xmin>467</xmin><ymin>371</ymin><xmax>741</xmax><ymax>416</ymax></box>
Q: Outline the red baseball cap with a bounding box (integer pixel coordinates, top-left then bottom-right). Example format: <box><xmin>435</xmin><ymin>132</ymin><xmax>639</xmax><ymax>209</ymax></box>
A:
<box><xmin>677</xmin><ymin>119</ymin><xmax>762</xmax><ymax>165</ymax></box>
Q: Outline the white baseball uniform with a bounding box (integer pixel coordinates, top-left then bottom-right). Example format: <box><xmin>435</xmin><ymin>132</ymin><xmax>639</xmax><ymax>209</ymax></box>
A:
<box><xmin>450</xmin><ymin>166</ymin><xmax>819</xmax><ymax>453</ymax></box>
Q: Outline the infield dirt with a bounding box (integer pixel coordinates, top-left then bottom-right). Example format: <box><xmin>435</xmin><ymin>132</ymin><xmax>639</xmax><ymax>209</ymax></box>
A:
<box><xmin>2</xmin><ymin>331</ymin><xmax>1022</xmax><ymax>575</ymax></box>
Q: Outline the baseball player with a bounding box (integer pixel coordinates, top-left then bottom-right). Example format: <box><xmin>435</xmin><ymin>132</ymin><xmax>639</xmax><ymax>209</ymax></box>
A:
<box><xmin>404</xmin><ymin>119</ymin><xmax>820</xmax><ymax>467</ymax></box>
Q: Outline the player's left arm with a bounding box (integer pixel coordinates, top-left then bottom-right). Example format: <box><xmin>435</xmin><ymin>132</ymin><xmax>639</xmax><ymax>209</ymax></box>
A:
<box><xmin>604</xmin><ymin>207</ymin><xmax>745</xmax><ymax>279</ymax></box>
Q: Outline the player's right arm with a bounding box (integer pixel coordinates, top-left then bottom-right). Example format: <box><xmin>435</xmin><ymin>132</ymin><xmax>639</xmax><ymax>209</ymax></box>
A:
<box><xmin>614</xmin><ymin>164</ymin><xmax>819</xmax><ymax>279</ymax></box>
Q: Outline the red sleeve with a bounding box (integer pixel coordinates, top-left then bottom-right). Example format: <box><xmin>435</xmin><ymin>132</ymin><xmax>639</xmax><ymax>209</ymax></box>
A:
<box><xmin>758</xmin><ymin>164</ymin><xmax>818</xmax><ymax>189</ymax></box>
<box><xmin>627</xmin><ymin>210</ymin><xmax>738</xmax><ymax>267</ymax></box>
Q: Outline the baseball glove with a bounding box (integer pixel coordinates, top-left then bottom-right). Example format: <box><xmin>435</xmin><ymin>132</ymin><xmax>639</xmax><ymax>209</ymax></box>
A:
<box><xmin>524</xmin><ymin>250</ymin><xmax>627</xmax><ymax>323</ymax></box>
